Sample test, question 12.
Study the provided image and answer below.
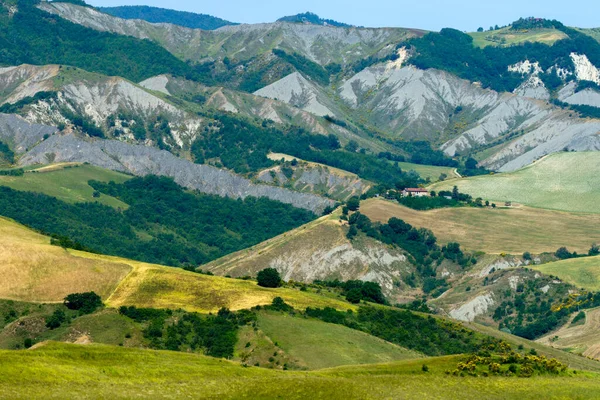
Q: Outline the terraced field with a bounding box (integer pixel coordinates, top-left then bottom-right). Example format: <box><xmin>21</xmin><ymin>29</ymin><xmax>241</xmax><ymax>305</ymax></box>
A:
<box><xmin>431</xmin><ymin>152</ymin><xmax>600</xmax><ymax>214</ymax></box>
<box><xmin>361</xmin><ymin>198</ymin><xmax>600</xmax><ymax>254</ymax></box>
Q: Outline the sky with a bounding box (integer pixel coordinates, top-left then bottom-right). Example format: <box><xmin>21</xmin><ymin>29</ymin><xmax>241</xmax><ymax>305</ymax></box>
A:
<box><xmin>86</xmin><ymin>0</ymin><xmax>599</xmax><ymax>31</ymax></box>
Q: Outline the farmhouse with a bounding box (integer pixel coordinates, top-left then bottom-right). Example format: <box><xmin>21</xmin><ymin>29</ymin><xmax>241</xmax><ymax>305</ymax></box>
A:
<box><xmin>401</xmin><ymin>188</ymin><xmax>430</xmax><ymax>198</ymax></box>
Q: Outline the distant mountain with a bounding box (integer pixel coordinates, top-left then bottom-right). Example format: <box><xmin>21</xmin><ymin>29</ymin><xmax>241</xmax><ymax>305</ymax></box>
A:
<box><xmin>98</xmin><ymin>5</ymin><xmax>237</xmax><ymax>30</ymax></box>
<box><xmin>277</xmin><ymin>12</ymin><xmax>351</xmax><ymax>28</ymax></box>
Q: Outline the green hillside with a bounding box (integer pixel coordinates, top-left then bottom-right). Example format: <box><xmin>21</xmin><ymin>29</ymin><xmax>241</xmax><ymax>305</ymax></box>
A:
<box><xmin>255</xmin><ymin>312</ymin><xmax>421</xmax><ymax>369</ymax></box>
<box><xmin>0</xmin><ymin>342</ymin><xmax>598</xmax><ymax>399</ymax></box>
<box><xmin>431</xmin><ymin>152</ymin><xmax>600</xmax><ymax>214</ymax></box>
<box><xmin>0</xmin><ymin>163</ymin><xmax>130</xmax><ymax>209</ymax></box>
<box><xmin>533</xmin><ymin>256</ymin><xmax>600</xmax><ymax>291</ymax></box>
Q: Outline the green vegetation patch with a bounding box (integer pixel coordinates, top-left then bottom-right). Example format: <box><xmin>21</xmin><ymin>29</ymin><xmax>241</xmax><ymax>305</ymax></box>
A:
<box><xmin>256</xmin><ymin>312</ymin><xmax>421</xmax><ymax>369</ymax></box>
<box><xmin>534</xmin><ymin>256</ymin><xmax>600</xmax><ymax>291</ymax></box>
<box><xmin>0</xmin><ymin>164</ymin><xmax>130</xmax><ymax>209</ymax></box>
<box><xmin>431</xmin><ymin>152</ymin><xmax>600</xmax><ymax>214</ymax></box>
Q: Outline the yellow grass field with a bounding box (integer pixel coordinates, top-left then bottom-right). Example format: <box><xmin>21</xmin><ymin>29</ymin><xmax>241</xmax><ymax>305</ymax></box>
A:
<box><xmin>360</xmin><ymin>198</ymin><xmax>600</xmax><ymax>254</ymax></box>
<box><xmin>0</xmin><ymin>216</ymin><xmax>352</xmax><ymax>313</ymax></box>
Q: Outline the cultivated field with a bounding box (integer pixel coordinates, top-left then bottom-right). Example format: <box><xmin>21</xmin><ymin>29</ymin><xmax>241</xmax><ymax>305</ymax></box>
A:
<box><xmin>360</xmin><ymin>198</ymin><xmax>600</xmax><ymax>254</ymax></box>
<box><xmin>538</xmin><ymin>308</ymin><xmax>600</xmax><ymax>360</ymax></box>
<box><xmin>0</xmin><ymin>216</ymin><xmax>352</xmax><ymax>312</ymax></box>
<box><xmin>469</xmin><ymin>27</ymin><xmax>568</xmax><ymax>48</ymax></box>
<box><xmin>0</xmin><ymin>342</ymin><xmax>598</xmax><ymax>399</ymax></box>
<box><xmin>431</xmin><ymin>152</ymin><xmax>600</xmax><ymax>214</ymax></box>
<box><xmin>0</xmin><ymin>163</ymin><xmax>130</xmax><ymax>209</ymax></box>
<box><xmin>256</xmin><ymin>312</ymin><xmax>421</xmax><ymax>369</ymax></box>
<box><xmin>533</xmin><ymin>256</ymin><xmax>600</xmax><ymax>291</ymax></box>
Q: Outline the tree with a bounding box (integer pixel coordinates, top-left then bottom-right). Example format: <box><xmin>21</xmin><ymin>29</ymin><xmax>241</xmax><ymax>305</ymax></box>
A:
<box><xmin>346</xmin><ymin>288</ymin><xmax>362</xmax><ymax>304</ymax></box>
<box><xmin>347</xmin><ymin>197</ymin><xmax>360</xmax><ymax>212</ymax></box>
<box><xmin>452</xmin><ymin>186</ymin><xmax>459</xmax><ymax>200</ymax></box>
<box><xmin>45</xmin><ymin>309</ymin><xmax>67</xmax><ymax>330</ymax></box>
<box><xmin>64</xmin><ymin>292</ymin><xmax>103</xmax><ymax>314</ymax></box>
<box><xmin>555</xmin><ymin>247</ymin><xmax>572</xmax><ymax>260</ymax></box>
<box><xmin>257</xmin><ymin>268</ymin><xmax>282</xmax><ymax>288</ymax></box>
<box><xmin>522</xmin><ymin>252</ymin><xmax>532</xmax><ymax>261</ymax></box>
<box><xmin>344</xmin><ymin>140</ymin><xmax>359</xmax><ymax>153</ymax></box>
<box><xmin>347</xmin><ymin>225</ymin><xmax>358</xmax><ymax>240</ymax></box>
<box><xmin>477</xmin><ymin>27</ymin><xmax>484</xmax><ymax>32</ymax></box>
<box><xmin>590</xmin><ymin>243</ymin><xmax>600</xmax><ymax>256</ymax></box>
<box><xmin>465</xmin><ymin>157</ymin><xmax>478</xmax><ymax>170</ymax></box>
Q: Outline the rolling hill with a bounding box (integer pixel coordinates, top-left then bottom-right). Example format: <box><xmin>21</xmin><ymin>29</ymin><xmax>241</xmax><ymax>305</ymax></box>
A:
<box><xmin>0</xmin><ymin>215</ymin><xmax>351</xmax><ymax>312</ymax></box>
<box><xmin>430</xmin><ymin>152</ymin><xmax>600</xmax><ymax>214</ymax></box>
<box><xmin>533</xmin><ymin>256</ymin><xmax>600</xmax><ymax>291</ymax></box>
<box><xmin>360</xmin><ymin>198</ymin><xmax>600</xmax><ymax>254</ymax></box>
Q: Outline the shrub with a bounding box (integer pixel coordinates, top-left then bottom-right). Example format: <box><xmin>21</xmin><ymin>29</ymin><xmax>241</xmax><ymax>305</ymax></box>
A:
<box><xmin>257</xmin><ymin>268</ymin><xmax>282</xmax><ymax>288</ymax></box>
<box><xmin>45</xmin><ymin>309</ymin><xmax>67</xmax><ymax>330</ymax></box>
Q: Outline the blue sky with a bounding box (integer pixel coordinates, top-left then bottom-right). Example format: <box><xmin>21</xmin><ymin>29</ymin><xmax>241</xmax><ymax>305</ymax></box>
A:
<box><xmin>87</xmin><ymin>0</ymin><xmax>599</xmax><ymax>31</ymax></box>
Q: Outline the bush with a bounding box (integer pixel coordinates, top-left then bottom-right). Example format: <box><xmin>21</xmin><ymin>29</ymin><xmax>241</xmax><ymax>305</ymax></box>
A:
<box><xmin>257</xmin><ymin>268</ymin><xmax>282</xmax><ymax>288</ymax></box>
<box><xmin>64</xmin><ymin>292</ymin><xmax>103</xmax><ymax>314</ymax></box>
<box><xmin>45</xmin><ymin>309</ymin><xmax>67</xmax><ymax>330</ymax></box>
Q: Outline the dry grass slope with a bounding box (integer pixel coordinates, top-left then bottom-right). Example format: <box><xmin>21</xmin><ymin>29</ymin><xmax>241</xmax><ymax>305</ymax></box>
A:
<box><xmin>360</xmin><ymin>198</ymin><xmax>600</xmax><ymax>254</ymax></box>
<box><xmin>0</xmin><ymin>217</ymin><xmax>131</xmax><ymax>302</ymax></box>
<box><xmin>538</xmin><ymin>308</ymin><xmax>600</xmax><ymax>361</ymax></box>
<box><xmin>0</xmin><ymin>215</ymin><xmax>352</xmax><ymax>312</ymax></box>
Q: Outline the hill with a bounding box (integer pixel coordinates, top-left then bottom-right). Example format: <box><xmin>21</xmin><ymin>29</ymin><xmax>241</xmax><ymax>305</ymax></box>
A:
<box><xmin>360</xmin><ymin>198</ymin><xmax>600</xmax><ymax>254</ymax></box>
<box><xmin>430</xmin><ymin>152</ymin><xmax>600</xmax><ymax>214</ymax></box>
<box><xmin>277</xmin><ymin>12</ymin><xmax>351</xmax><ymax>28</ymax></box>
<box><xmin>205</xmin><ymin>210</ymin><xmax>415</xmax><ymax>300</ymax></box>
<box><xmin>98</xmin><ymin>6</ymin><xmax>237</xmax><ymax>30</ymax></box>
<box><xmin>0</xmin><ymin>214</ymin><xmax>351</xmax><ymax>312</ymax></box>
<box><xmin>0</xmin><ymin>342</ymin><xmax>598</xmax><ymax>399</ymax></box>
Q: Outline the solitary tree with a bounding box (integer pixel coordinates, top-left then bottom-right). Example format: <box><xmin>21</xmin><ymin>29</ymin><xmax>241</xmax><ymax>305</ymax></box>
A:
<box><xmin>257</xmin><ymin>268</ymin><xmax>282</xmax><ymax>288</ymax></box>
<box><xmin>347</xmin><ymin>197</ymin><xmax>360</xmax><ymax>212</ymax></box>
<box><xmin>589</xmin><ymin>243</ymin><xmax>600</xmax><ymax>256</ymax></box>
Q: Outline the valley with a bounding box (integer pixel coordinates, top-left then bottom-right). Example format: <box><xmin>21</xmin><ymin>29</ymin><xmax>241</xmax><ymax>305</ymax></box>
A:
<box><xmin>0</xmin><ymin>1</ymin><xmax>600</xmax><ymax>398</ymax></box>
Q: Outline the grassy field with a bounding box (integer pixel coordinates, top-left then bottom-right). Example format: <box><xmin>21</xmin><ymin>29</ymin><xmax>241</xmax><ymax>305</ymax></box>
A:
<box><xmin>0</xmin><ymin>163</ymin><xmax>130</xmax><ymax>209</ymax></box>
<box><xmin>396</xmin><ymin>162</ymin><xmax>458</xmax><ymax>182</ymax></box>
<box><xmin>469</xmin><ymin>27</ymin><xmax>568</xmax><ymax>48</ymax></box>
<box><xmin>533</xmin><ymin>256</ymin><xmax>600</xmax><ymax>291</ymax></box>
<box><xmin>579</xmin><ymin>28</ymin><xmax>600</xmax><ymax>44</ymax></box>
<box><xmin>0</xmin><ymin>342</ymin><xmax>598</xmax><ymax>399</ymax></box>
<box><xmin>538</xmin><ymin>308</ymin><xmax>600</xmax><ymax>360</ymax></box>
<box><xmin>0</xmin><ymin>215</ymin><xmax>352</xmax><ymax>313</ymax></box>
<box><xmin>430</xmin><ymin>152</ymin><xmax>600</xmax><ymax>214</ymax></box>
<box><xmin>256</xmin><ymin>312</ymin><xmax>421</xmax><ymax>369</ymax></box>
<box><xmin>360</xmin><ymin>198</ymin><xmax>600</xmax><ymax>254</ymax></box>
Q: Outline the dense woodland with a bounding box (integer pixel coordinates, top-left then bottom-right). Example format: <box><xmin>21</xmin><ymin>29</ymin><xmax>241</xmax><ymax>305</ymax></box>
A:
<box><xmin>0</xmin><ymin>176</ymin><xmax>314</xmax><ymax>266</ymax></box>
<box><xmin>99</xmin><ymin>5</ymin><xmax>236</xmax><ymax>30</ymax></box>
